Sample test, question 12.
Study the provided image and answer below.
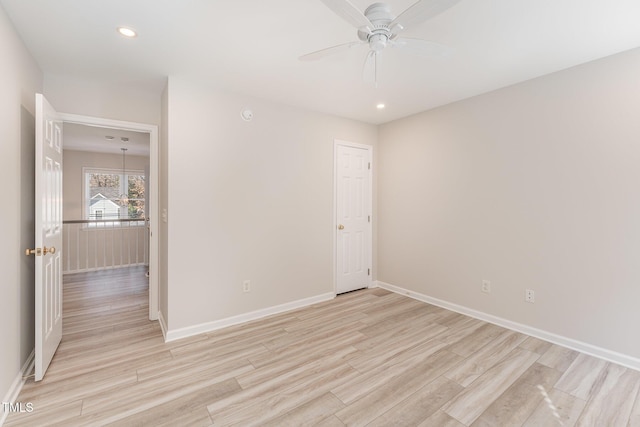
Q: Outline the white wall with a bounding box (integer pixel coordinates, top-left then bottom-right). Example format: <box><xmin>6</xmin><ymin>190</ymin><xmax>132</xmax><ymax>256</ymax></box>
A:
<box><xmin>164</xmin><ymin>77</ymin><xmax>377</xmax><ymax>332</ymax></box>
<box><xmin>44</xmin><ymin>74</ymin><xmax>161</xmax><ymax>126</ymax></box>
<box><xmin>159</xmin><ymin>84</ymin><xmax>169</xmax><ymax>326</ymax></box>
<box><xmin>0</xmin><ymin>4</ymin><xmax>43</xmax><ymax>407</ymax></box>
<box><xmin>378</xmin><ymin>47</ymin><xmax>640</xmax><ymax>360</ymax></box>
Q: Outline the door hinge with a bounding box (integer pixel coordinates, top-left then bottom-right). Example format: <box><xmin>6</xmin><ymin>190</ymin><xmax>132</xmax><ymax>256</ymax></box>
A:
<box><xmin>368</xmin><ymin>268</ymin><xmax>370</xmax><ymax>276</ymax></box>
<box><xmin>368</xmin><ymin>162</ymin><xmax>371</xmax><ymax>170</ymax></box>
<box><xmin>368</xmin><ymin>215</ymin><xmax>371</xmax><ymax>223</ymax></box>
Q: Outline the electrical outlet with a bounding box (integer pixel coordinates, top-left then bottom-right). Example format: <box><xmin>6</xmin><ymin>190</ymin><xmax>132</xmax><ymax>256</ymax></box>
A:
<box><xmin>481</xmin><ymin>280</ymin><xmax>491</xmax><ymax>294</ymax></box>
<box><xmin>525</xmin><ymin>289</ymin><xmax>535</xmax><ymax>303</ymax></box>
<box><xmin>243</xmin><ymin>280</ymin><xmax>251</xmax><ymax>293</ymax></box>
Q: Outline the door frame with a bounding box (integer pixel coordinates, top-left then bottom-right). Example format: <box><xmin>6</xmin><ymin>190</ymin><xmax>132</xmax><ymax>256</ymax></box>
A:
<box><xmin>59</xmin><ymin>112</ymin><xmax>160</xmax><ymax>320</ymax></box>
<box><xmin>333</xmin><ymin>139</ymin><xmax>373</xmax><ymax>295</ymax></box>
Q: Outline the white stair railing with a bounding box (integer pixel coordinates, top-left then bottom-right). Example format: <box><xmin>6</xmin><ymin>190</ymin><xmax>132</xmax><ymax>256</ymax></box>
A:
<box><xmin>62</xmin><ymin>219</ymin><xmax>148</xmax><ymax>274</ymax></box>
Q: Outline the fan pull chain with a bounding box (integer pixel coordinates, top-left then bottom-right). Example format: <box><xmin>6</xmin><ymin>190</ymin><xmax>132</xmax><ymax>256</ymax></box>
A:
<box><xmin>374</xmin><ymin>51</ymin><xmax>378</xmax><ymax>88</ymax></box>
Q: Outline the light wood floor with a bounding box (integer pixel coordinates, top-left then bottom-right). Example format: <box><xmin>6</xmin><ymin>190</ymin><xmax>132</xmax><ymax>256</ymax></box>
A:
<box><xmin>6</xmin><ymin>267</ymin><xmax>640</xmax><ymax>426</ymax></box>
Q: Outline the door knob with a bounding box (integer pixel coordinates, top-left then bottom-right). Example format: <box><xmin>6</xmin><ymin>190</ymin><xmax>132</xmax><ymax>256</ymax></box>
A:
<box><xmin>25</xmin><ymin>246</ymin><xmax>56</xmax><ymax>256</ymax></box>
<box><xmin>338</xmin><ymin>224</ymin><xmax>345</xmax><ymax>230</ymax></box>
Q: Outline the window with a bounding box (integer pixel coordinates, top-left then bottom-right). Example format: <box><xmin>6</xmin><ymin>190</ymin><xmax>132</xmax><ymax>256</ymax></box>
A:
<box><xmin>83</xmin><ymin>168</ymin><xmax>145</xmax><ymax>223</ymax></box>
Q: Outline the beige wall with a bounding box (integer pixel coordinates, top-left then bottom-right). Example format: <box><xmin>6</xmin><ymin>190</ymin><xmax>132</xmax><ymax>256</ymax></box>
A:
<box><xmin>164</xmin><ymin>77</ymin><xmax>378</xmax><ymax>331</ymax></box>
<box><xmin>0</xmin><ymin>4</ymin><xmax>42</xmax><ymax>406</ymax></box>
<box><xmin>62</xmin><ymin>149</ymin><xmax>149</xmax><ymax>220</ymax></box>
<box><xmin>378</xmin><ymin>47</ymin><xmax>640</xmax><ymax>359</ymax></box>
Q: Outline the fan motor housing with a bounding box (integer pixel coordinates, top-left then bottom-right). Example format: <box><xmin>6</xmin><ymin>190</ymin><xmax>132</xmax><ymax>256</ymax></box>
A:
<box><xmin>358</xmin><ymin>2</ymin><xmax>395</xmax><ymax>48</ymax></box>
<box><xmin>364</xmin><ymin>2</ymin><xmax>393</xmax><ymax>23</ymax></box>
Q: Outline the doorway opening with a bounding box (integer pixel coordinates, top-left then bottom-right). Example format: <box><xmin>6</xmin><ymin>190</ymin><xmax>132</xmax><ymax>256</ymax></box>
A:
<box><xmin>60</xmin><ymin>113</ymin><xmax>159</xmax><ymax>321</ymax></box>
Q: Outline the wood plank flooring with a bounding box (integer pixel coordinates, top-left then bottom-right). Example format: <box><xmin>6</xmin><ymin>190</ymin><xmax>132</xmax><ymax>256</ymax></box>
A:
<box><xmin>6</xmin><ymin>268</ymin><xmax>640</xmax><ymax>426</ymax></box>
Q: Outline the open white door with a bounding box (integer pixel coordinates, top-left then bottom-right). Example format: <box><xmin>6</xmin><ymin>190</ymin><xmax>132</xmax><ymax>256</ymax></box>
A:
<box><xmin>31</xmin><ymin>93</ymin><xmax>63</xmax><ymax>381</ymax></box>
<box><xmin>335</xmin><ymin>141</ymin><xmax>372</xmax><ymax>294</ymax></box>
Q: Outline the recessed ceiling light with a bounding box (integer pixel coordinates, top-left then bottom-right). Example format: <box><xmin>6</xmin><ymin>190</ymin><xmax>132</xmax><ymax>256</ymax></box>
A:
<box><xmin>117</xmin><ymin>27</ymin><xmax>137</xmax><ymax>38</ymax></box>
<box><xmin>376</xmin><ymin>103</ymin><xmax>385</xmax><ymax>109</ymax></box>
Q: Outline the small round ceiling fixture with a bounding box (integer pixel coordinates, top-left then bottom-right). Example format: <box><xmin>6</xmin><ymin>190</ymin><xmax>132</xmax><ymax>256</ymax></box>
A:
<box><xmin>241</xmin><ymin>108</ymin><xmax>254</xmax><ymax>122</ymax></box>
<box><xmin>105</xmin><ymin>135</ymin><xmax>115</xmax><ymax>140</ymax></box>
<box><xmin>117</xmin><ymin>27</ymin><xmax>137</xmax><ymax>38</ymax></box>
<box><xmin>121</xmin><ymin>137</ymin><xmax>129</xmax><ymax>142</ymax></box>
<box><xmin>376</xmin><ymin>103</ymin><xmax>386</xmax><ymax>109</ymax></box>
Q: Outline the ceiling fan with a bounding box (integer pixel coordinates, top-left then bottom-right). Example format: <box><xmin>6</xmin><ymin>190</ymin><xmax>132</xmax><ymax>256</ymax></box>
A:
<box><xmin>300</xmin><ymin>0</ymin><xmax>461</xmax><ymax>84</ymax></box>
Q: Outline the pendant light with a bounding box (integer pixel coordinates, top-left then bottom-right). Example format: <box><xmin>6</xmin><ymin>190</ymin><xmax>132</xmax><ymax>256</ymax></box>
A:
<box><xmin>118</xmin><ymin>147</ymin><xmax>129</xmax><ymax>210</ymax></box>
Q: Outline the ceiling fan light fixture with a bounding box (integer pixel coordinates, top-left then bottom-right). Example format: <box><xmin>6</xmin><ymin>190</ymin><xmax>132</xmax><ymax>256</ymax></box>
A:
<box><xmin>117</xmin><ymin>27</ymin><xmax>137</xmax><ymax>38</ymax></box>
<box><xmin>369</xmin><ymin>33</ymin><xmax>388</xmax><ymax>52</ymax></box>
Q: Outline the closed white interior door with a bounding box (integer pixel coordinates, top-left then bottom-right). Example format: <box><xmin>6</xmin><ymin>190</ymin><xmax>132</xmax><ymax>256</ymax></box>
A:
<box><xmin>34</xmin><ymin>93</ymin><xmax>63</xmax><ymax>381</ymax></box>
<box><xmin>336</xmin><ymin>142</ymin><xmax>372</xmax><ymax>294</ymax></box>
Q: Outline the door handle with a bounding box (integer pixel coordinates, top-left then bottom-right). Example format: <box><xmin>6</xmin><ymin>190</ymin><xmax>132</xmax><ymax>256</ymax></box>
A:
<box><xmin>25</xmin><ymin>246</ymin><xmax>56</xmax><ymax>256</ymax></box>
<box><xmin>338</xmin><ymin>224</ymin><xmax>345</xmax><ymax>230</ymax></box>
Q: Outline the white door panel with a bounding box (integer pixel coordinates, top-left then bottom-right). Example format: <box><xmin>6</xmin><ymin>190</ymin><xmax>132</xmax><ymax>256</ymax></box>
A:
<box><xmin>34</xmin><ymin>93</ymin><xmax>63</xmax><ymax>381</ymax></box>
<box><xmin>336</xmin><ymin>143</ymin><xmax>372</xmax><ymax>294</ymax></box>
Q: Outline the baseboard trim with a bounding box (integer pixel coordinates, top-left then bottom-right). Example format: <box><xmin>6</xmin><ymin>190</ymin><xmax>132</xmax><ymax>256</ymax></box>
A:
<box><xmin>164</xmin><ymin>292</ymin><xmax>335</xmax><ymax>342</ymax></box>
<box><xmin>157</xmin><ymin>310</ymin><xmax>168</xmax><ymax>341</ymax></box>
<box><xmin>375</xmin><ymin>280</ymin><xmax>640</xmax><ymax>372</ymax></box>
<box><xmin>1</xmin><ymin>350</ymin><xmax>35</xmax><ymax>426</ymax></box>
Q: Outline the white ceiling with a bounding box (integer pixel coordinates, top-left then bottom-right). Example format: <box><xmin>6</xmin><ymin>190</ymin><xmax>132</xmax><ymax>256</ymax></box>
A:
<box><xmin>2</xmin><ymin>0</ymin><xmax>640</xmax><ymax>124</ymax></box>
<box><xmin>64</xmin><ymin>123</ymin><xmax>150</xmax><ymax>156</ymax></box>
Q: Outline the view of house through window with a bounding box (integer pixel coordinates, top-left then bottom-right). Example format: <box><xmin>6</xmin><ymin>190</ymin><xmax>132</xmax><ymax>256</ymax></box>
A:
<box><xmin>84</xmin><ymin>168</ymin><xmax>145</xmax><ymax>221</ymax></box>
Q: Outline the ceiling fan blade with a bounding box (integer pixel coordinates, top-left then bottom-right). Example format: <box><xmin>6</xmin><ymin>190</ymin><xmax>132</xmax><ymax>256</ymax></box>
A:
<box><xmin>319</xmin><ymin>0</ymin><xmax>373</xmax><ymax>32</ymax></box>
<box><xmin>390</xmin><ymin>0</ymin><xmax>461</xmax><ymax>33</ymax></box>
<box><xmin>392</xmin><ymin>37</ymin><xmax>453</xmax><ymax>57</ymax></box>
<box><xmin>299</xmin><ymin>41</ymin><xmax>365</xmax><ymax>61</ymax></box>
